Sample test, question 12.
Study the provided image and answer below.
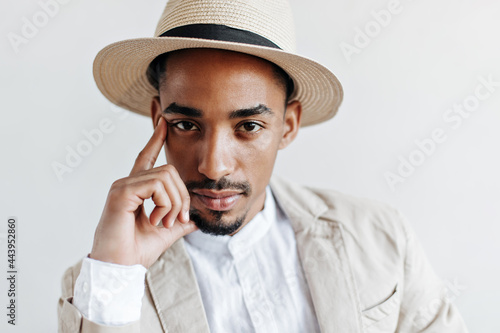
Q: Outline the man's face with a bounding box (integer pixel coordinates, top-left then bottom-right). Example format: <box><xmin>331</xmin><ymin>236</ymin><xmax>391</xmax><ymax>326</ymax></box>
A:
<box><xmin>151</xmin><ymin>49</ymin><xmax>301</xmax><ymax>236</ymax></box>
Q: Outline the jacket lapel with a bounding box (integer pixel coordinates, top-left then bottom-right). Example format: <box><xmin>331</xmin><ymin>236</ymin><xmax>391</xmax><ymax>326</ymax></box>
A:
<box><xmin>270</xmin><ymin>176</ymin><xmax>364</xmax><ymax>332</ymax></box>
<box><xmin>146</xmin><ymin>238</ymin><xmax>210</xmax><ymax>333</ymax></box>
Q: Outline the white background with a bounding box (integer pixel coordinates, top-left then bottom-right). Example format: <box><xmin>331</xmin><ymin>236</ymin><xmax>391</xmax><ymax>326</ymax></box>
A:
<box><xmin>1</xmin><ymin>0</ymin><xmax>498</xmax><ymax>331</ymax></box>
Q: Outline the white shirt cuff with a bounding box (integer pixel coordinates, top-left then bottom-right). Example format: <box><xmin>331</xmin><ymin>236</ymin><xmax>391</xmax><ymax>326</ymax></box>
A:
<box><xmin>73</xmin><ymin>256</ymin><xmax>147</xmax><ymax>326</ymax></box>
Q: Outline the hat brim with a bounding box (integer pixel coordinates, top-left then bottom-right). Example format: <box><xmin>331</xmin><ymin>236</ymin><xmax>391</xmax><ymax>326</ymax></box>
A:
<box><xmin>93</xmin><ymin>36</ymin><xmax>343</xmax><ymax>127</ymax></box>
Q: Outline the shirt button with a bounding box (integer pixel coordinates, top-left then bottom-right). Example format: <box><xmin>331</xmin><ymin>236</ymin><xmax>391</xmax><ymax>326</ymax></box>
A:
<box><xmin>82</xmin><ymin>282</ymin><xmax>89</xmax><ymax>293</ymax></box>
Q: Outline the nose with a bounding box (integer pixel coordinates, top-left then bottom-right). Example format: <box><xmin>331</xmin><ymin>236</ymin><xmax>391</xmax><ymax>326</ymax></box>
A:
<box><xmin>197</xmin><ymin>129</ymin><xmax>235</xmax><ymax>180</ymax></box>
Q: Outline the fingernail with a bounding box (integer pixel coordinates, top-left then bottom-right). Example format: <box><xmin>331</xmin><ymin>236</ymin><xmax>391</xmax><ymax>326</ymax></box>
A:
<box><xmin>157</xmin><ymin>117</ymin><xmax>163</xmax><ymax>127</ymax></box>
<box><xmin>184</xmin><ymin>210</ymin><xmax>190</xmax><ymax>223</ymax></box>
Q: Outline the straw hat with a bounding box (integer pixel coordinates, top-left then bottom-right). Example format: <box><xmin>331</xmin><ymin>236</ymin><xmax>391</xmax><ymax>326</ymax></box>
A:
<box><xmin>93</xmin><ymin>0</ymin><xmax>343</xmax><ymax>127</ymax></box>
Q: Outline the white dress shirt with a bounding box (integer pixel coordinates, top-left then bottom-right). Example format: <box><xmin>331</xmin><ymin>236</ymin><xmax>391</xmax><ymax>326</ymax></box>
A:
<box><xmin>183</xmin><ymin>186</ymin><xmax>320</xmax><ymax>332</ymax></box>
<box><xmin>73</xmin><ymin>186</ymin><xmax>320</xmax><ymax>332</ymax></box>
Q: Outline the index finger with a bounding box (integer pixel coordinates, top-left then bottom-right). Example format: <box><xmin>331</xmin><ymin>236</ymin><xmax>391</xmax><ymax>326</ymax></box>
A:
<box><xmin>130</xmin><ymin>117</ymin><xmax>167</xmax><ymax>176</ymax></box>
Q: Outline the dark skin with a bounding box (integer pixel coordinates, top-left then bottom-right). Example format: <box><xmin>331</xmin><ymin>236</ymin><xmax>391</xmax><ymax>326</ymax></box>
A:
<box><xmin>90</xmin><ymin>49</ymin><xmax>302</xmax><ymax>268</ymax></box>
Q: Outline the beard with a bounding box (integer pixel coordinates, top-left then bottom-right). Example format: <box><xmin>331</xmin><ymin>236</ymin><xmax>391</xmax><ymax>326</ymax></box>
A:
<box><xmin>185</xmin><ymin>176</ymin><xmax>252</xmax><ymax>236</ymax></box>
<box><xmin>189</xmin><ymin>208</ymin><xmax>248</xmax><ymax>236</ymax></box>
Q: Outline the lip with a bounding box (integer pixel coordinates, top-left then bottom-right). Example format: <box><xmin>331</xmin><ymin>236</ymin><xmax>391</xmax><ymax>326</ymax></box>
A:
<box><xmin>192</xmin><ymin>189</ymin><xmax>242</xmax><ymax>198</ymax></box>
<box><xmin>191</xmin><ymin>190</ymin><xmax>242</xmax><ymax>211</ymax></box>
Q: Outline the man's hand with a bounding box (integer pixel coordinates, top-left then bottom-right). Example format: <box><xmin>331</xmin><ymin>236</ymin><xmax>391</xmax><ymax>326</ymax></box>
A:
<box><xmin>90</xmin><ymin>117</ymin><xmax>198</xmax><ymax>268</ymax></box>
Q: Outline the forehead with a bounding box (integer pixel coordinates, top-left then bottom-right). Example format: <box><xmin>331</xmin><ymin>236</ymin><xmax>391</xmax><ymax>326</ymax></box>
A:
<box><xmin>159</xmin><ymin>49</ymin><xmax>285</xmax><ymax>116</ymax></box>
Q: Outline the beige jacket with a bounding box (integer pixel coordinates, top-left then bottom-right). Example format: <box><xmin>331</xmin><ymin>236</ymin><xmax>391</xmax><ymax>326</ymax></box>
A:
<box><xmin>58</xmin><ymin>175</ymin><xmax>468</xmax><ymax>332</ymax></box>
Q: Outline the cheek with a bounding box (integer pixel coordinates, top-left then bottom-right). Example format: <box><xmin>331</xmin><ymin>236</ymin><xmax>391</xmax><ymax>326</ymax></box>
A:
<box><xmin>240</xmin><ymin>131</ymin><xmax>280</xmax><ymax>174</ymax></box>
<box><xmin>164</xmin><ymin>136</ymin><xmax>198</xmax><ymax>176</ymax></box>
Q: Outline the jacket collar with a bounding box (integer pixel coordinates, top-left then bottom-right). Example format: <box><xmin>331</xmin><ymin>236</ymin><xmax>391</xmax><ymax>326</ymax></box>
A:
<box><xmin>270</xmin><ymin>175</ymin><xmax>363</xmax><ymax>332</ymax></box>
<box><xmin>146</xmin><ymin>175</ymin><xmax>363</xmax><ymax>332</ymax></box>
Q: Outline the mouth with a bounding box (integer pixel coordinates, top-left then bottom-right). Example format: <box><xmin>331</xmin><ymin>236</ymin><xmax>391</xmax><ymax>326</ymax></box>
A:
<box><xmin>191</xmin><ymin>189</ymin><xmax>243</xmax><ymax>211</ymax></box>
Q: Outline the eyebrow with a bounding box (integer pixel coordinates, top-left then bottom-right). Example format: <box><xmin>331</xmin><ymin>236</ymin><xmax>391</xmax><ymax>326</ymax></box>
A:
<box><xmin>229</xmin><ymin>104</ymin><xmax>274</xmax><ymax>119</ymax></box>
<box><xmin>162</xmin><ymin>103</ymin><xmax>203</xmax><ymax>117</ymax></box>
<box><xmin>162</xmin><ymin>103</ymin><xmax>274</xmax><ymax>119</ymax></box>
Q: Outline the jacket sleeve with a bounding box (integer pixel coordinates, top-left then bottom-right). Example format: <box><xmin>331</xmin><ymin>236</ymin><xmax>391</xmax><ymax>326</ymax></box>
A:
<box><xmin>57</xmin><ymin>262</ymin><xmax>141</xmax><ymax>333</ymax></box>
<box><xmin>396</xmin><ymin>211</ymin><xmax>469</xmax><ymax>332</ymax></box>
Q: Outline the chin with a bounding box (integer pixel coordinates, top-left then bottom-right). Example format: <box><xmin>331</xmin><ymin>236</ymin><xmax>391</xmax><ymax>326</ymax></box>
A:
<box><xmin>189</xmin><ymin>208</ymin><xmax>248</xmax><ymax>236</ymax></box>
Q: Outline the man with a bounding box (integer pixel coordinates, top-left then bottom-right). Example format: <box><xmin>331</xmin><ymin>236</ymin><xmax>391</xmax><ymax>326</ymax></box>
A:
<box><xmin>58</xmin><ymin>0</ymin><xmax>468</xmax><ymax>332</ymax></box>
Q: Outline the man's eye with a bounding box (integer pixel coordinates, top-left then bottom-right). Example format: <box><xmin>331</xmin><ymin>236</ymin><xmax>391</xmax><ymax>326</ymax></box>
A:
<box><xmin>238</xmin><ymin>122</ymin><xmax>262</xmax><ymax>133</ymax></box>
<box><xmin>174</xmin><ymin>121</ymin><xmax>199</xmax><ymax>131</ymax></box>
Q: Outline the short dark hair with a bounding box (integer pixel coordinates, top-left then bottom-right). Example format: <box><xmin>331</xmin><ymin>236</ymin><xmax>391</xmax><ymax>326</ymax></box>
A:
<box><xmin>146</xmin><ymin>50</ymin><xmax>294</xmax><ymax>102</ymax></box>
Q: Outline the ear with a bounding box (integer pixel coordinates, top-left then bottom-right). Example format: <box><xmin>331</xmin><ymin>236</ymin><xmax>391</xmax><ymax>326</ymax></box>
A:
<box><xmin>278</xmin><ymin>100</ymin><xmax>302</xmax><ymax>150</ymax></box>
<box><xmin>150</xmin><ymin>96</ymin><xmax>162</xmax><ymax>129</ymax></box>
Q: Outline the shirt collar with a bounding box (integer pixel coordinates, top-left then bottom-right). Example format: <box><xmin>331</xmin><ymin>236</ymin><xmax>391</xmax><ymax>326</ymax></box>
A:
<box><xmin>184</xmin><ymin>186</ymin><xmax>276</xmax><ymax>257</ymax></box>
